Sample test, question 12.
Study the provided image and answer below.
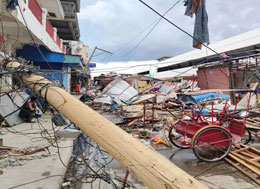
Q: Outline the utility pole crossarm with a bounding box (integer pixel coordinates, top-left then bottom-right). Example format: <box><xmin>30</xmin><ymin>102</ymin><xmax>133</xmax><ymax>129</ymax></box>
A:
<box><xmin>96</xmin><ymin>47</ymin><xmax>113</xmax><ymax>55</ymax></box>
<box><xmin>84</xmin><ymin>46</ymin><xmax>113</xmax><ymax>72</ymax></box>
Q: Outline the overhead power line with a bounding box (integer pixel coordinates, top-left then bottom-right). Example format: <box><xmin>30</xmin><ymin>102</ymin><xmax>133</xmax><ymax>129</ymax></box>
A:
<box><xmin>138</xmin><ymin>0</ymin><xmax>221</xmax><ymax>58</ymax></box>
<box><xmin>120</xmin><ymin>0</ymin><xmax>181</xmax><ymax>57</ymax></box>
<box><xmin>89</xmin><ymin>50</ymin><xmax>260</xmax><ymax>73</ymax></box>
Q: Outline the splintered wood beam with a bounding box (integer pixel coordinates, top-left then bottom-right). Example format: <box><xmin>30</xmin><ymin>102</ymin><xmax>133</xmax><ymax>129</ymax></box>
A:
<box><xmin>7</xmin><ymin>62</ymin><xmax>207</xmax><ymax>189</ymax></box>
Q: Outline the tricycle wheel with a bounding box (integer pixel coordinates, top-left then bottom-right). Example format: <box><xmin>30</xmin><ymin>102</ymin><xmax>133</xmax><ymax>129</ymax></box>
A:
<box><xmin>240</xmin><ymin>126</ymin><xmax>252</xmax><ymax>145</ymax></box>
<box><xmin>168</xmin><ymin>127</ymin><xmax>190</xmax><ymax>149</ymax></box>
<box><xmin>192</xmin><ymin>126</ymin><xmax>232</xmax><ymax>162</ymax></box>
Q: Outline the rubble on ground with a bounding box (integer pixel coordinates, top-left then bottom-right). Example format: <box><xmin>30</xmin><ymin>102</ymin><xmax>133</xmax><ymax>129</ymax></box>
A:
<box><xmin>0</xmin><ymin>145</ymin><xmax>53</xmax><ymax>169</ymax></box>
<box><xmin>86</xmin><ymin>76</ymin><xmax>260</xmax><ymax>148</ymax></box>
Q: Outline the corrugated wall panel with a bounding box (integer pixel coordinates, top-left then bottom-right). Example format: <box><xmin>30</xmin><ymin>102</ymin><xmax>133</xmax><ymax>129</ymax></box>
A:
<box><xmin>197</xmin><ymin>66</ymin><xmax>231</xmax><ymax>96</ymax></box>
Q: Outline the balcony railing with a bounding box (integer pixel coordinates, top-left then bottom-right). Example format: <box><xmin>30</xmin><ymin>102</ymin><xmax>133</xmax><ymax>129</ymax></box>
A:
<box><xmin>28</xmin><ymin>0</ymin><xmax>65</xmax><ymax>53</ymax></box>
<box><xmin>28</xmin><ymin>0</ymin><xmax>43</xmax><ymax>24</ymax></box>
<box><xmin>62</xmin><ymin>44</ymin><xmax>66</xmax><ymax>53</ymax></box>
<box><xmin>46</xmin><ymin>19</ymin><xmax>54</xmax><ymax>39</ymax></box>
<box><xmin>56</xmin><ymin>35</ymin><xmax>61</xmax><ymax>48</ymax></box>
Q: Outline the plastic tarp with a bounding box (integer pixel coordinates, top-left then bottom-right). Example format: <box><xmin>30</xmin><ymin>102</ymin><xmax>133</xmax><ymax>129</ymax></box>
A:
<box><xmin>102</xmin><ymin>78</ymin><xmax>138</xmax><ymax>103</ymax></box>
<box><xmin>178</xmin><ymin>93</ymin><xmax>229</xmax><ymax>104</ymax></box>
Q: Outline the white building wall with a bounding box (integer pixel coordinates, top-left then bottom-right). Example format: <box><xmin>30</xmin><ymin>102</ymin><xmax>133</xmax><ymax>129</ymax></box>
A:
<box><xmin>8</xmin><ymin>0</ymin><xmax>63</xmax><ymax>53</ymax></box>
<box><xmin>155</xmin><ymin>67</ymin><xmax>198</xmax><ymax>79</ymax></box>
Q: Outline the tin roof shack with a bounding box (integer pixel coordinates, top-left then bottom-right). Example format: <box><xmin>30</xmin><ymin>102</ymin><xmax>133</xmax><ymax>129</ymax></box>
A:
<box><xmin>232</xmin><ymin>56</ymin><xmax>260</xmax><ymax>89</ymax></box>
<box><xmin>94</xmin><ymin>75</ymin><xmax>115</xmax><ymax>91</ymax></box>
<box><xmin>124</xmin><ymin>75</ymin><xmax>161</xmax><ymax>93</ymax></box>
<box><xmin>197</xmin><ymin>63</ymin><xmax>232</xmax><ymax>95</ymax></box>
<box><xmin>197</xmin><ymin>55</ymin><xmax>260</xmax><ymax>103</ymax></box>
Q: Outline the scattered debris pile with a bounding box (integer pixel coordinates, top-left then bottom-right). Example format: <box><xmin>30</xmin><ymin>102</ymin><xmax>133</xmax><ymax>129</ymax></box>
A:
<box><xmin>86</xmin><ymin>76</ymin><xmax>260</xmax><ymax>148</ymax></box>
<box><xmin>0</xmin><ymin>145</ymin><xmax>52</xmax><ymax>169</ymax></box>
<box><xmin>86</xmin><ymin>76</ymin><xmax>201</xmax><ymax>148</ymax></box>
<box><xmin>83</xmin><ymin>75</ymin><xmax>260</xmax><ymax>186</ymax></box>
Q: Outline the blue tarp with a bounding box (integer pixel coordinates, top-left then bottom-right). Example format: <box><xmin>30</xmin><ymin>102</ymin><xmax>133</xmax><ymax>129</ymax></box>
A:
<box><xmin>178</xmin><ymin>93</ymin><xmax>230</xmax><ymax>104</ymax></box>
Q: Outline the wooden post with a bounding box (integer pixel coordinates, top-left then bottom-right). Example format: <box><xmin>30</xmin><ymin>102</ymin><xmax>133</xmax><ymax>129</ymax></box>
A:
<box><xmin>143</xmin><ymin>102</ymin><xmax>146</xmax><ymax>129</ymax></box>
<box><xmin>7</xmin><ymin>62</ymin><xmax>207</xmax><ymax>189</ymax></box>
<box><xmin>152</xmin><ymin>98</ymin><xmax>155</xmax><ymax>128</ymax></box>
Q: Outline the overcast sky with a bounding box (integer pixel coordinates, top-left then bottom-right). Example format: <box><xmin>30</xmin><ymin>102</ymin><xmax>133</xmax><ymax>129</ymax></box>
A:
<box><xmin>78</xmin><ymin>0</ymin><xmax>260</xmax><ymax>64</ymax></box>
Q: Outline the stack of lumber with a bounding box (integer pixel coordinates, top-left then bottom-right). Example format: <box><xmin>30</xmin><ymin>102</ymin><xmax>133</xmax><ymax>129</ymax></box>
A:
<box><xmin>247</xmin><ymin>117</ymin><xmax>260</xmax><ymax>128</ymax></box>
<box><xmin>225</xmin><ymin>144</ymin><xmax>260</xmax><ymax>186</ymax></box>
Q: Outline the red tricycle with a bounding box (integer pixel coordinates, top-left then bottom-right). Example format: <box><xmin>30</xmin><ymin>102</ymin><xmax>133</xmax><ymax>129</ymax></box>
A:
<box><xmin>167</xmin><ymin>91</ymin><xmax>254</xmax><ymax>162</ymax></box>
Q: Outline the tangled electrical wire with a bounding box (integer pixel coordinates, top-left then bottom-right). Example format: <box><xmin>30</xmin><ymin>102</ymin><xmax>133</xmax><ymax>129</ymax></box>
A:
<box><xmin>63</xmin><ymin>134</ymin><xmax>137</xmax><ymax>189</ymax></box>
<box><xmin>0</xmin><ymin>58</ymin><xmax>137</xmax><ymax>189</ymax></box>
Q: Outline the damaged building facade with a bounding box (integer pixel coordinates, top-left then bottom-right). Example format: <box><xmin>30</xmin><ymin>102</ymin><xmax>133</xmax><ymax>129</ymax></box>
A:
<box><xmin>0</xmin><ymin>0</ymin><xmax>88</xmax><ymax>126</ymax></box>
<box><xmin>0</xmin><ymin>0</ymin><xmax>88</xmax><ymax>92</ymax></box>
<box><xmin>0</xmin><ymin>1</ymin><xmax>260</xmax><ymax>188</ymax></box>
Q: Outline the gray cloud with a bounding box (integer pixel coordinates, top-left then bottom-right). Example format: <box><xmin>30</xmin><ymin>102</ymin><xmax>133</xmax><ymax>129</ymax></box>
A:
<box><xmin>78</xmin><ymin>0</ymin><xmax>260</xmax><ymax>62</ymax></box>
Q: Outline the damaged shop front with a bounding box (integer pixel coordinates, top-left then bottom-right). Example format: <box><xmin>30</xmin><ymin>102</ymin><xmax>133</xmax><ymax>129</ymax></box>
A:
<box><xmin>16</xmin><ymin>45</ymin><xmax>84</xmax><ymax>93</ymax></box>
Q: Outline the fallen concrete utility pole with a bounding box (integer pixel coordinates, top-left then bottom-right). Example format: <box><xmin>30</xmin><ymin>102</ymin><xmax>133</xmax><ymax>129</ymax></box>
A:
<box><xmin>7</xmin><ymin>62</ymin><xmax>207</xmax><ymax>189</ymax></box>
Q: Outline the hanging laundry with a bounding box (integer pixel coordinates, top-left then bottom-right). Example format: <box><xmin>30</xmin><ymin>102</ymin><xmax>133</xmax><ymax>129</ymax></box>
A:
<box><xmin>184</xmin><ymin>0</ymin><xmax>210</xmax><ymax>49</ymax></box>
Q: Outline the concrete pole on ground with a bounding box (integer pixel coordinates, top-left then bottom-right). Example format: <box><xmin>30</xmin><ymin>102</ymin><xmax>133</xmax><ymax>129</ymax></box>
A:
<box><xmin>6</xmin><ymin>61</ymin><xmax>208</xmax><ymax>189</ymax></box>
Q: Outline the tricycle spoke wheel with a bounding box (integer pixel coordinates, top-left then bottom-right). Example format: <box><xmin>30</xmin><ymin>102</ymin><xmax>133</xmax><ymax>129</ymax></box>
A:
<box><xmin>192</xmin><ymin>126</ymin><xmax>232</xmax><ymax>162</ymax></box>
<box><xmin>168</xmin><ymin>127</ymin><xmax>190</xmax><ymax>149</ymax></box>
<box><xmin>240</xmin><ymin>126</ymin><xmax>252</xmax><ymax>145</ymax></box>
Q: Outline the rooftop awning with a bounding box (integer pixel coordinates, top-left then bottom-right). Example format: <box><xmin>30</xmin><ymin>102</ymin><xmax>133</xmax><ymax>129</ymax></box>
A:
<box><xmin>64</xmin><ymin>54</ymin><xmax>82</xmax><ymax>67</ymax></box>
<box><xmin>16</xmin><ymin>45</ymin><xmax>83</xmax><ymax>68</ymax></box>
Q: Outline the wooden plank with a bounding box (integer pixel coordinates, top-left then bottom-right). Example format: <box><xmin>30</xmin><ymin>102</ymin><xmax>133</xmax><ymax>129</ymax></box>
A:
<box><xmin>240</xmin><ymin>151</ymin><xmax>258</xmax><ymax>158</ymax></box>
<box><xmin>252</xmin><ymin>157</ymin><xmax>260</xmax><ymax>162</ymax></box>
<box><xmin>230</xmin><ymin>152</ymin><xmax>260</xmax><ymax>170</ymax></box>
<box><xmin>122</xmin><ymin>105</ymin><xmax>143</xmax><ymax>112</ymax></box>
<box><xmin>232</xmin><ymin>147</ymin><xmax>249</xmax><ymax>153</ymax></box>
<box><xmin>7</xmin><ymin>62</ymin><xmax>207</xmax><ymax>189</ymax></box>
<box><xmin>240</xmin><ymin>144</ymin><xmax>260</xmax><ymax>155</ymax></box>
<box><xmin>185</xmin><ymin>89</ymin><xmax>255</xmax><ymax>95</ymax></box>
<box><xmin>228</xmin><ymin>153</ymin><xmax>260</xmax><ymax>176</ymax></box>
<box><xmin>225</xmin><ymin>158</ymin><xmax>260</xmax><ymax>186</ymax></box>
<box><xmin>246</xmin><ymin>121</ymin><xmax>260</xmax><ymax>128</ymax></box>
<box><xmin>0</xmin><ymin>146</ymin><xmax>13</xmax><ymax>150</ymax></box>
<box><xmin>131</xmin><ymin>94</ymin><xmax>156</xmax><ymax>105</ymax></box>
<box><xmin>248</xmin><ymin>148</ymin><xmax>260</xmax><ymax>156</ymax></box>
<box><xmin>127</xmin><ymin>118</ymin><xmax>138</xmax><ymax>126</ymax></box>
<box><xmin>15</xmin><ymin>145</ymin><xmax>48</xmax><ymax>155</ymax></box>
<box><xmin>138</xmin><ymin>80</ymin><xmax>147</xmax><ymax>87</ymax></box>
<box><xmin>232</xmin><ymin>144</ymin><xmax>259</xmax><ymax>158</ymax></box>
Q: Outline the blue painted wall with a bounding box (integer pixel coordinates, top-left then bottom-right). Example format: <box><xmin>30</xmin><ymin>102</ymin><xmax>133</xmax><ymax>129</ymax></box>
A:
<box><xmin>62</xmin><ymin>67</ymin><xmax>69</xmax><ymax>90</ymax></box>
<box><xmin>16</xmin><ymin>45</ymin><xmax>83</xmax><ymax>90</ymax></box>
<box><xmin>33</xmin><ymin>62</ymin><xmax>63</xmax><ymax>70</ymax></box>
<box><xmin>44</xmin><ymin>72</ymin><xmax>63</xmax><ymax>87</ymax></box>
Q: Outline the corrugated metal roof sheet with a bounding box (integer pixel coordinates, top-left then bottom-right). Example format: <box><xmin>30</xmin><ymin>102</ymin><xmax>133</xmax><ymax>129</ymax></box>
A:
<box><xmin>158</xmin><ymin>28</ymin><xmax>260</xmax><ymax>71</ymax></box>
